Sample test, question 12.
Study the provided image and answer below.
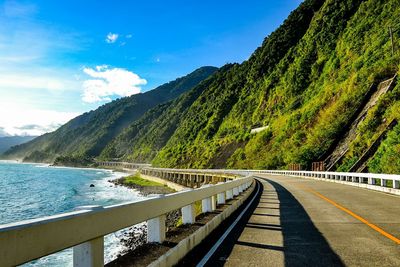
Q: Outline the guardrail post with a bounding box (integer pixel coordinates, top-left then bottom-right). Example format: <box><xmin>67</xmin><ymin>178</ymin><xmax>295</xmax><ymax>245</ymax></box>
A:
<box><xmin>238</xmin><ymin>184</ymin><xmax>243</xmax><ymax>193</ymax></box>
<box><xmin>393</xmin><ymin>180</ymin><xmax>399</xmax><ymax>189</ymax></box>
<box><xmin>233</xmin><ymin>187</ymin><xmax>239</xmax><ymax>196</ymax></box>
<box><xmin>217</xmin><ymin>185</ymin><xmax>226</xmax><ymax>205</ymax></box>
<box><xmin>181</xmin><ymin>203</ymin><xmax>196</xmax><ymax>224</ymax></box>
<box><xmin>73</xmin><ymin>206</ymin><xmax>104</xmax><ymax>267</ymax></box>
<box><xmin>226</xmin><ymin>188</ymin><xmax>233</xmax><ymax>200</ymax></box>
<box><xmin>147</xmin><ymin>214</ymin><xmax>166</xmax><ymax>243</ymax></box>
<box><xmin>212</xmin><ymin>195</ymin><xmax>217</xmax><ymax>210</ymax></box>
<box><xmin>181</xmin><ymin>189</ymin><xmax>196</xmax><ymax>224</ymax></box>
<box><xmin>201</xmin><ymin>185</ymin><xmax>212</xmax><ymax>213</ymax></box>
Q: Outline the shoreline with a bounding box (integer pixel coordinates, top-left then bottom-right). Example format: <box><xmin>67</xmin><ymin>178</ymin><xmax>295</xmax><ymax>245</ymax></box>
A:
<box><xmin>106</xmin><ymin>173</ymin><xmax>181</xmax><ymax>263</ymax></box>
<box><xmin>110</xmin><ymin>176</ymin><xmax>175</xmax><ymax>196</ymax></box>
<box><xmin>1</xmin><ymin>160</ymin><xmax>182</xmax><ymax>264</ymax></box>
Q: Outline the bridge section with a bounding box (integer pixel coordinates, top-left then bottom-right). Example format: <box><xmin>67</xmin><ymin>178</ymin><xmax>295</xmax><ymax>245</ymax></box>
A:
<box><xmin>187</xmin><ymin>174</ymin><xmax>400</xmax><ymax>266</ymax></box>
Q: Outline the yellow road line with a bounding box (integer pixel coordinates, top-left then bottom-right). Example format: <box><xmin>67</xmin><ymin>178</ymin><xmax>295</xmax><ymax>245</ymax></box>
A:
<box><xmin>306</xmin><ymin>187</ymin><xmax>400</xmax><ymax>245</ymax></box>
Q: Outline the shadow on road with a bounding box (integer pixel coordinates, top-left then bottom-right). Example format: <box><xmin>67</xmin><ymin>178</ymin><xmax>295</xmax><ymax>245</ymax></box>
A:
<box><xmin>178</xmin><ymin>179</ymin><xmax>344</xmax><ymax>266</ymax></box>
<box><xmin>260</xmin><ymin>178</ymin><xmax>345</xmax><ymax>266</ymax></box>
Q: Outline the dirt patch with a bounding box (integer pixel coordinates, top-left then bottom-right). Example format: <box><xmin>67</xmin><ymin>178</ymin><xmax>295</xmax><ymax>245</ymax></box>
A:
<box><xmin>210</xmin><ymin>141</ymin><xmax>246</xmax><ymax>168</ymax></box>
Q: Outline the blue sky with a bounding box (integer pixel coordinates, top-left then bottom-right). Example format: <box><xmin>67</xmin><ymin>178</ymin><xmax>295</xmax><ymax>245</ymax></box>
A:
<box><xmin>0</xmin><ymin>0</ymin><xmax>302</xmax><ymax>136</ymax></box>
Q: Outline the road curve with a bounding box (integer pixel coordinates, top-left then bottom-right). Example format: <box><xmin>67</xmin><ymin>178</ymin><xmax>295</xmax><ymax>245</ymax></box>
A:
<box><xmin>178</xmin><ymin>174</ymin><xmax>400</xmax><ymax>266</ymax></box>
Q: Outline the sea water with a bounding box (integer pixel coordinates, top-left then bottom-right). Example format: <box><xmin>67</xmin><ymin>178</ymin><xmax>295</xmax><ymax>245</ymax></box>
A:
<box><xmin>0</xmin><ymin>160</ymin><xmax>145</xmax><ymax>266</ymax></box>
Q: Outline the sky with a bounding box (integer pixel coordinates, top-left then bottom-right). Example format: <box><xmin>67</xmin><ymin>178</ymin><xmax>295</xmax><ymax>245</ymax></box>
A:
<box><xmin>0</xmin><ymin>0</ymin><xmax>302</xmax><ymax>137</ymax></box>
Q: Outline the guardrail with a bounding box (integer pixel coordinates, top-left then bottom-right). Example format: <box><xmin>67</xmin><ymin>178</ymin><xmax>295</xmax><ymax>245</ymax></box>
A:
<box><xmin>140</xmin><ymin>167</ymin><xmax>400</xmax><ymax>194</ymax></box>
<box><xmin>97</xmin><ymin>161</ymin><xmax>151</xmax><ymax>169</ymax></box>
<box><xmin>0</xmin><ymin>174</ymin><xmax>253</xmax><ymax>267</ymax></box>
<box><xmin>143</xmin><ymin>167</ymin><xmax>400</xmax><ymax>194</ymax></box>
<box><xmin>141</xmin><ymin>167</ymin><xmax>240</xmax><ymax>187</ymax></box>
<box><xmin>254</xmin><ymin>170</ymin><xmax>400</xmax><ymax>195</ymax></box>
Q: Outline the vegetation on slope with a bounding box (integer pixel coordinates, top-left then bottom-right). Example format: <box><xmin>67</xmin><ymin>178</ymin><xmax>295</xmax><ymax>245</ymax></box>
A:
<box><xmin>5</xmin><ymin>0</ymin><xmax>400</xmax><ymax>174</ymax></box>
<box><xmin>152</xmin><ymin>0</ymin><xmax>400</xmax><ymax>173</ymax></box>
<box><xmin>2</xmin><ymin>67</ymin><xmax>217</xmax><ymax>163</ymax></box>
<box><xmin>99</xmin><ymin>65</ymin><xmax>234</xmax><ymax>163</ymax></box>
<box><xmin>0</xmin><ymin>136</ymin><xmax>36</xmax><ymax>154</ymax></box>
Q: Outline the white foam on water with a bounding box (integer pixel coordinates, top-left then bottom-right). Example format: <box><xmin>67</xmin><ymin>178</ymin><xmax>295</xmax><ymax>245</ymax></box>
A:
<box><xmin>20</xmin><ymin>168</ymin><xmax>148</xmax><ymax>266</ymax></box>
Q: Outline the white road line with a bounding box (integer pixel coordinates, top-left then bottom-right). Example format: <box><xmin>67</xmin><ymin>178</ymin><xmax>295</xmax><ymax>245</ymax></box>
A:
<box><xmin>196</xmin><ymin>180</ymin><xmax>261</xmax><ymax>267</ymax></box>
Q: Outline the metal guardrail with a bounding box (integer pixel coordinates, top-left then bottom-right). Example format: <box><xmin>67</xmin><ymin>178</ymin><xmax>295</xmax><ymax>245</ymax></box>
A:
<box><xmin>0</xmin><ymin>173</ymin><xmax>253</xmax><ymax>267</ymax></box>
<box><xmin>253</xmin><ymin>170</ymin><xmax>400</xmax><ymax>194</ymax></box>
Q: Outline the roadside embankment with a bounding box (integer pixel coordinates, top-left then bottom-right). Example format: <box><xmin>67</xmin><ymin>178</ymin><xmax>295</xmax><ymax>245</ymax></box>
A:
<box><xmin>111</xmin><ymin>174</ymin><xmax>176</xmax><ymax>196</ymax></box>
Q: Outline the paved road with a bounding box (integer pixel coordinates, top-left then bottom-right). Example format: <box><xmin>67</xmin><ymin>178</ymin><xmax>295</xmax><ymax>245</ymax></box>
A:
<box><xmin>181</xmin><ymin>175</ymin><xmax>400</xmax><ymax>266</ymax></box>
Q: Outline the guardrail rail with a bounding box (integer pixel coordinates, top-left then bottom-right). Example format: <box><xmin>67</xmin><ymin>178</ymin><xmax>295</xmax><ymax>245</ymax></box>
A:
<box><xmin>0</xmin><ymin>172</ymin><xmax>253</xmax><ymax>267</ymax></box>
<box><xmin>254</xmin><ymin>170</ymin><xmax>400</xmax><ymax>195</ymax></box>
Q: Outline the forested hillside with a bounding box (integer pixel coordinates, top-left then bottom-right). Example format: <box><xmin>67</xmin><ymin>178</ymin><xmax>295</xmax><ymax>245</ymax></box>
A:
<box><xmin>151</xmin><ymin>0</ymin><xmax>400</xmax><ymax>173</ymax></box>
<box><xmin>4</xmin><ymin>0</ymin><xmax>400</xmax><ymax>174</ymax></box>
<box><xmin>147</xmin><ymin>0</ymin><xmax>400</xmax><ymax>174</ymax></box>
<box><xmin>0</xmin><ymin>136</ymin><xmax>36</xmax><ymax>154</ymax></box>
<box><xmin>2</xmin><ymin>67</ymin><xmax>217</xmax><ymax>164</ymax></box>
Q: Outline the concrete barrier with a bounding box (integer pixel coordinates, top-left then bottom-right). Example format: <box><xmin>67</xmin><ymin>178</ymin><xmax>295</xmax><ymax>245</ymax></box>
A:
<box><xmin>0</xmin><ymin>173</ymin><xmax>254</xmax><ymax>267</ymax></box>
<box><xmin>149</xmin><ymin>181</ymin><xmax>255</xmax><ymax>267</ymax></box>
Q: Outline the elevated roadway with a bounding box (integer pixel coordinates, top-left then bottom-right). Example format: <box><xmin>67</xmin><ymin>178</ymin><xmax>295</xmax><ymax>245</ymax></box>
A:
<box><xmin>181</xmin><ymin>174</ymin><xmax>400</xmax><ymax>266</ymax></box>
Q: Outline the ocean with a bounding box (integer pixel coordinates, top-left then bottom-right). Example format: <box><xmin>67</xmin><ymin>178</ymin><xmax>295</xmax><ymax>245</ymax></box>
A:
<box><xmin>0</xmin><ymin>160</ymin><xmax>145</xmax><ymax>266</ymax></box>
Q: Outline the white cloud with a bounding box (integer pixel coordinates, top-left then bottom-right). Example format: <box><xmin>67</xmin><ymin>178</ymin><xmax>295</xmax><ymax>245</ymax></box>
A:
<box><xmin>0</xmin><ymin>103</ymin><xmax>79</xmax><ymax>136</ymax></box>
<box><xmin>126</xmin><ymin>34</ymin><xmax>132</xmax><ymax>39</ymax></box>
<box><xmin>106</xmin><ymin>32</ymin><xmax>119</xmax><ymax>43</ymax></box>
<box><xmin>0</xmin><ymin>73</ymin><xmax>64</xmax><ymax>91</ymax></box>
<box><xmin>0</xmin><ymin>65</ymin><xmax>82</xmax><ymax>93</ymax></box>
<box><xmin>82</xmin><ymin>66</ymin><xmax>147</xmax><ymax>103</ymax></box>
<box><xmin>0</xmin><ymin>127</ymin><xmax>10</xmax><ymax>137</ymax></box>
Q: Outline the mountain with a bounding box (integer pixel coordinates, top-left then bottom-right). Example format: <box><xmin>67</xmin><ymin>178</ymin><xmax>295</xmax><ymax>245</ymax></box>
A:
<box><xmin>105</xmin><ymin>0</ymin><xmax>400</xmax><ymax>174</ymax></box>
<box><xmin>0</xmin><ymin>136</ymin><xmax>37</xmax><ymax>154</ymax></box>
<box><xmin>6</xmin><ymin>0</ymin><xmax>400</xmax><ymax>174</ymax></box>
<box><xmin>2</xmin><ymin>66</ymin><xmax>218</xmax><ymax>164</ymax></box>
<box><xmin>98</xmin><ymin>65</ymin><xmax>235</xmax><ymax>163</ymax></box>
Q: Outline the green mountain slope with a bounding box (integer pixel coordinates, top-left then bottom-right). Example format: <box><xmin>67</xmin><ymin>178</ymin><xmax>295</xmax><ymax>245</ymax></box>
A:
<box><xmin>98</xmin><ymin>65</ymin><xmax>235</xmax><ymax>163</ymax></box>
<box><xmin>0</xmin><ymin>136</ymin><xmax>37</xmax><ymax>154</ymax></box>
<box><xmin>149</xmin><ymin>0</ymin><xmax>400</xmax><ymax>173</ymax></box>
<box><xmin>6</xmin><ymin>0</ymin><xmax>400</xmax><ymax>174</ymax></box>
<box><xmin>2</xmin><ymin>66</ymin><xmax>217</xmax><ymax>163</ymax></box>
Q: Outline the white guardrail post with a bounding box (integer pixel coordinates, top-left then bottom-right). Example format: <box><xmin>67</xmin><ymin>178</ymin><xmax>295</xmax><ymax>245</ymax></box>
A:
<box><xmin>147</xmin><ymin>195</ymin><xmax>167</xmax><ymax>243</ymax></box>
<box><xmin>73</xmin><ymin>205</ymin><xmax>104</xmax><ymax>267</ymax></box>
<box><xmin>181</xmin><ymin>189</ymin><xmax>196</xmax><ymax>224</ymax></box>
<box><xmin>201</xmin><ymin>185</ymin><xmax>213</xmax><ymax>213</ymax></box>
<box><xmin>233</xmin><ymin>186</ymin><xmax>239</xmax><ymax>196</ymax></box>
<box><xmin>217</xmin><ymin>182</ymin><xmax>226</xmax><ymax>204</ymax></box>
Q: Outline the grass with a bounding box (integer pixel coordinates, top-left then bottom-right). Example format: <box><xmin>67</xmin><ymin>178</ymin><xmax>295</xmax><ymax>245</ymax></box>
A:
<box><xmin>123</xmin><ymin>174</ymin><xmax>165</xmax><ymax>187</ymax></box>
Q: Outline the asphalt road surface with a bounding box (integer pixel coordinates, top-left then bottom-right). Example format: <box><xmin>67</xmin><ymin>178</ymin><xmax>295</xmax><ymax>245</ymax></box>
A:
<box><xmin>178</xmin><ymin>174</ymin><xmax>400</xmax><ymax>266</ymax></box>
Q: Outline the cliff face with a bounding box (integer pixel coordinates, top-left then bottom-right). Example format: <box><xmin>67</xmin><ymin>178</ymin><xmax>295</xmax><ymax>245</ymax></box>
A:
<box><xmin>6</xmin><ymin>0</ymin><xmax>400</xmax><ymax>174</ymax></box>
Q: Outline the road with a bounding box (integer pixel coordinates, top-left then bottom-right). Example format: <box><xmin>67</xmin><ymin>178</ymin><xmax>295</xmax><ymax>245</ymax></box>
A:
<box><xmin>179</xmin><ymin>174</ymin><xmax>400</xmax><ymax>266</ymax></box>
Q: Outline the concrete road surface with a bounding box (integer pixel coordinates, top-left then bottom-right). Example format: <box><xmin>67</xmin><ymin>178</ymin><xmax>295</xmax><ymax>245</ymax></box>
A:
<box><xmin>180</xmin><ymin>174</ymin><xmax>400</xmax><ymax>266</ymax></box>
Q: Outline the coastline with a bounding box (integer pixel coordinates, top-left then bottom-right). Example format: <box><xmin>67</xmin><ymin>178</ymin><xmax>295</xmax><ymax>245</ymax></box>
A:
<box><xmin>110</xmin><ymin>176</ymin><xmax>176</xmax><ymax>196</ymax></box>
<box><xmin>0</xmin><ymin>161</ymin><xmax>144</xmax><ymax>265</ymax></box>
<box><xmin>0</xmin><ymin>160</ymin><xmax>181</xmax><ymax>264</ymax></box>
